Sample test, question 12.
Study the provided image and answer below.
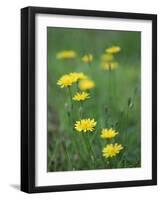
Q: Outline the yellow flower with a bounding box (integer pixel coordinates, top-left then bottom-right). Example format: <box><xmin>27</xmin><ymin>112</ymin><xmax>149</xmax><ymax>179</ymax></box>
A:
<box><xmin>105</xmin><ymin>46</ymin><xmax>121</xmax><ymax>54</ymax></box>
<box><xmin>101</xmin><ymin>62</ymin><xmax>118</xmax><ymax>71</ymax></box>
<box><xmin>100</xmin><ymin>128</ymin><xmax>118</xmax><ymax>139</ymax></box>
<box><xmin>69</xmin><ymin>72</ymin><xmax>87</xmax><ymax>83</ymax></box>
<box><xmin>56</xmin><ymin>50</ymin><xmax>77</xmax><ymax>59</ymax></box>
<box><xmin>102</xmin><ymin>143</ymin><xmax>123</xmax><ymax>158</ymax></box>
<box><xmin>57</xmin><ymin>72</ymin><xmax>88</xmax><ymax>88</ymax></box>
<box><xmin>101</xmin><ymin>53</ymin><xmax>113</xmax><ymax>62</ymax></box>
<box><xmin>79</xmin><ymin>79</ymin><xmax>95</xmax><ymax>91</ymax></box>
<box><xmin>75</xmin><ymin>118</ymin><xmax>97</xmax><ymax>132</ymax></box>
<box><xmin>73</xmin><ymin>92</ymin><xmax>90</xmax><ymax>101</ymax></box>
<box><xmin>82</xmin><ymin>54</ymin><xmax>93</xmax><ymax>64</ymax></box>
<box><xmin>57</xmin><ymin>74</ymin><xmax>75</xmax><ymax>88</ymax></box>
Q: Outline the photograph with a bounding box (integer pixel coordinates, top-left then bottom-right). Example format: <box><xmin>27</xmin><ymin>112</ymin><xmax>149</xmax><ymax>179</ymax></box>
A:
<box><xmin>47</xmin><ymin>27</ymin><xmax>141</xmax><ymax>172</ymax></box>
<box><xmin>21</xmin><ymin>6</ymin><xmax>157</xmax><ymax>193</ymax></box>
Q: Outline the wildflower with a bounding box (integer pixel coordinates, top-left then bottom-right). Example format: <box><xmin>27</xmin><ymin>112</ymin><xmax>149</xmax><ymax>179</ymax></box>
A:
<box><xmin>102</xmin><ymin>143</ymin><xmax>123</xmax><ymax>158</ymax></box>
<box><xmin>82</xmin><ymin>54</ymin><xmax>93</xmax><ymax>64</ymax></box>
<box><xmin>100</xmin><ymin>128</ymin><xmax>118</xmax><ymax>139</ymax></box>
<box><xmin>56</xmin><ymin>50</ymin><xmax>77</xmax><ymax>59</ymax></box>
<box><xmin>73</xmin><ymin>92</ymin><xmax>90</xmax><ymax>101</ymax></box>
<box><xmin>79</xmin><ymin>79</ymin><xmax>95</xmax><ymax>91</ymax></box>
<box><xmin>105</xmin><ymin>46</ymin><xmax>121</xmax><ymax>54</ymax></box>
<box><xmin>101</xmin><ymin>53</ymin><xmax>113</xmax><ymax>62</ymax></box>
<box><xmin>75</xmin><ymin>118</ymin><xmax>97</xmax><ymax>132</ymax></box>
<box><xmin>69</xmin><ymin>72</ymin><xmax>87</xmax><ymax>83</ymax></box>
<box><xmin>101</xmin><ymin>62</ymin><xmax>118</xmax><ymax>71</ymax></box>
<box><xmin>57</xmin><ymin>74</ymin><xmax>75</xmax><ymax>88</ymax></box>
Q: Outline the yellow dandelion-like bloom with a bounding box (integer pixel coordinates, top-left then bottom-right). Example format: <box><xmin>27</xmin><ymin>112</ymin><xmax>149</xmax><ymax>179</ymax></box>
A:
<box><xmin>57</xmin><ymin>74</ymin><xmax>75</xmax><ymax>88</ymax></box>
<box><xmin>101</xmin><ymin>62</ymin><xmax>118</xmax><ymax>71</ymax></box>
<box><xmin>69</xmin><ymin>72</ymin><xmax>87</xmax><ymax>83</ymax></box>
<box><xmin>101</xmin><ymin>53</ymin><xmax>114</xmax><ymax>62</ymax></box>
<box><xmin>56</xmin><ymin>50</ymin><xmax>77</xmax><ymax>59</ymax></box>
<box><xmin>75</xmin><ymin>118</ymin><xmax>97</xmax><ymax>132</ymax></box>
<box><xmin>102</xmin><ymin>143</ymin><xmax>123</xmax><ymax>158</ymax></box>
<box><xmin>73</xmin><ymin>92</ymin><xmax>90</xmax><ymax>101</ymax></box>
<box><xmin>79</xmin><ymin>79</ymin><xmax>95</xmax><ymax>91</ymax></box>
<box><xmin>82</xmin><ymin>54</ymin><xmax>93</xmax><ymax>64</ymax></box>
<box><xmin>105</xmin><ymin>46</ymin><xmax>121</xmax><ymax>54</ymax></box>
<box><xmin>100</xmin><ymin>128</ymin><xmax>118</xmax><ymax>139</ymax></box>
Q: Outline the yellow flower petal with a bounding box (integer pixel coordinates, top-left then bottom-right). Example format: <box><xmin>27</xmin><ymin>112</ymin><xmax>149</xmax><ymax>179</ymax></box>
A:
<box><xmin>100</xmin><ymin>128</ymin><xmax>119</xmax><ymax>139</ymax></box>
<box><xmin>79</xmin><ymin>79</ymin><xmax>95</xmax><ymax>91</ymax></box>
<box><xmin>69</xmin><ymin>72</ymin><xmax>87</xmax><ymax>83</ymax></box>
<box><xmin>75</xmin><ymin>118</ymin><xmax>97</xmax><ymax>133</ymax></box>
<box><xmin>73</xmin><ymin>92</ymin><xmax>90</xmax><ymax>101</ymax></box>
<box><xmin>57</xmin><ymin>74</ymin><xmax>75</xmax><ymax>88</ymax></box>
<box><xmin>105</xmin><ymin>46</ymin><xmax>121</xmax><ymax>54</ymax></box>
<box><xmin>56</xmin><ymin>50</ymin><xmax>77</xmax><ymax>59</ymax></box>
<box><xmin>102</xmin><ymin>143</ymin><xmax>123</xmax><ymax>158</ymax></box>
<box><xmin>57</xmin><ymin>72</ymin><xmax>88</xmax><ymax>88</ymax></box>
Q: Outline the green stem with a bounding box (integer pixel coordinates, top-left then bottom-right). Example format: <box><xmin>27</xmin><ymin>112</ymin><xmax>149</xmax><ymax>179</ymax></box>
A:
<box><xmin>88</xmin><ymin>62</ymin><xmax>92</xmax><ymax>68</ymax></box>
<box><xmin>88</xmin><ymin>54</ymin><xmax>92</xmax><ymax>68</ymax></box>
<box><xmin>81</xmin><ymin>134</ymin><xmax>92</xmax><ymax>163</ymax></box>
<box><xmin>81</xmin><ymin>133</ymin><xmax>96</xmax><ymax>169</ymax></box>
<box><xmin>76</xmin><ymin>82</ymin><xmax>79</xmax><ymax>92</ymax></box>
<box><xmin>79</xmin><ymin>101</ymin><xmax>83</xmax><ymax>118</ymax></box>
<box><xmin>86</xmin><ymin>134</ymin><xmax>97</xmax><ymax>163</ymax></box>
<box><xmin>67</xmin><ymin>86</ymin><xmax>75</xmax><ymax>128</ymax></box>
<box><xmin>62</xmin><ymin>142</ymin><xmax>73</xmax><ymax>170</ymax></box>
<box><xmin>124</xmin><ymin>109</ymin><xmax>129</xmax><ymax>143</ymax></box>
<box><xmin>68</xmin><ymin>86</ymin><xmax>73</xmax><ymax>110</ymax></box>
<box><xmin>66</xmin><ymin>111</ymin><xmax>88</xmax><ymax>167</ymax></box>
<box><xmin>108</xmin><ymin>158</ymin><xmax>112</xmax><ymax>169</ymax></box>
<box><xmin>108</xmin><ymin>66</ymin><xmax>112</xmax><ymax>104</ymax></box>
<box><xmin>48</xmin><ymin>140</ymin><xmax>59</xmax><ymax>171</ymax></box>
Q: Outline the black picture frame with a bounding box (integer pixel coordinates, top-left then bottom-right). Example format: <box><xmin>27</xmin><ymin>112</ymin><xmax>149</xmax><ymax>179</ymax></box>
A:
<box><xmin>21</xmin><ymin>6</ymin><xmax>157</xmax><ymax>193</ymax></box>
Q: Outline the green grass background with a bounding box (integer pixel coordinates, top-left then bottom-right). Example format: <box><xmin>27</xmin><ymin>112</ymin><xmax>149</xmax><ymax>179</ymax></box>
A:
<box><xmin>47</xmin><ymin>27</ymin><xmax>141</xmax><ymax>171</ymax></box>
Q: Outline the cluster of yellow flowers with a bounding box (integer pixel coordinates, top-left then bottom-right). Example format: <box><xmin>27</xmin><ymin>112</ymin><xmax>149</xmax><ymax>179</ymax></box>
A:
<box><xmin>100</xmin><ymin>46</ymin><xmax>121</xmax><ymax>71</ymax></box>
<box><xmin>56</xmin><ymin>50</ymin><xmax>93</xmax><ymax>65</ymax></box>
<box><xmin>56</xmin><ymin>46</ymin><xmax>123</xmax><ymax>160</ymax></box>
<box><xmin>56</xmin><ymin>46</ymin><xmax>121</xmax><ymax>71</ymax></box>
<box><xmin>100</xmin><ymin>128</ymin><xmax>123</xmax><ymax>158</ymax></box>
<box><xmin>74</xmin><ymin>122</ymin><xmax>124</xmax><ymax>158</ymax></box>
<box><xmin>57</xmin><ymin>72</ymin><xmax>95</xmax><ymax>93</ymax></box>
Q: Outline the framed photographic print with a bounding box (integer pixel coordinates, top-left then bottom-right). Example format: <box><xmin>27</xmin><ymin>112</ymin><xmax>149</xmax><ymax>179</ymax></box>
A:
<box><xmin>21</xmin><ymin>6</ymin><xmax>157</xmax><ymax>193</ymax></box>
